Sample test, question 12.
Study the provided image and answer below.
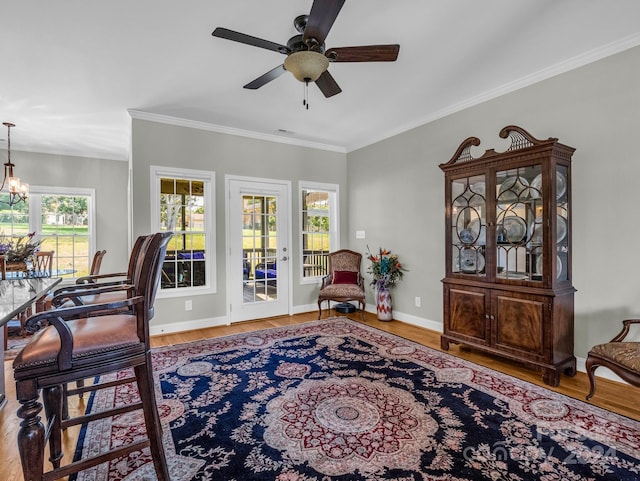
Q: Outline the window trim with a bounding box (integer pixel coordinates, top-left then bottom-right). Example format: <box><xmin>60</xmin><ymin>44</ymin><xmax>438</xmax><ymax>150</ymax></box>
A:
<box><xmin>150</xmin><ymin>165</ymin><xmax>216</xmax><ymax>298</ymax></box>
<box><xmin>299</xmin><ymin>181</ymin><xmax>339</xmax><ymax>285</ymax></box>
<box><xmin>28</xmin><ymin>185</ymin><xmax>96</xmax><ymax>280</ymax></box>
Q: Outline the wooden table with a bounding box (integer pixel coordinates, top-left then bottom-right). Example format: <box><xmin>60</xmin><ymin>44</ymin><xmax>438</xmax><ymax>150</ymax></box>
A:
<box><xmin>0</xmin><ymin>277</ymin><xmax>62</xmax><ymax>409</ymax></box>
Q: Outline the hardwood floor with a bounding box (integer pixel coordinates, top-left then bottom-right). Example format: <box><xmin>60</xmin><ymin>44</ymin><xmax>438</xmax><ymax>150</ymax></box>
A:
<box><xmin>1</xmin><ymin>310</ymin><xmax>638</xmax><ymax>481</ymax></box>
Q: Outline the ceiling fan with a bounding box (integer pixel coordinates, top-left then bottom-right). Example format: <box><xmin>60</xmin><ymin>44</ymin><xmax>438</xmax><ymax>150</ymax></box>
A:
<box><xmin>212</xmin><ymin>0</ymin><xmax>400</xmax><ymax>102</ymax></box>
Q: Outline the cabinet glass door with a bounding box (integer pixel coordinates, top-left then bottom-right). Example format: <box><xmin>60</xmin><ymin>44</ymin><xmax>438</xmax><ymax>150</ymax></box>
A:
<box><xmin>555</xmin><ymin>164</ymin><xmax>569</xmax><ymax>282</ymax></box>
<box><xmin>495</xmin><ymin>165</ymin><xmax>542</xmax><ymax>281</ymax></box>
<box><xmin>451</xmin><ymin>175</ymin><xmax>487</xmax><ymax>276</ymax></box>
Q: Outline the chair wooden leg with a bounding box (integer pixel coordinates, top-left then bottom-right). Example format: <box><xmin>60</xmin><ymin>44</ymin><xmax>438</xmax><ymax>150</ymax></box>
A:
<box><xmin>16</xmin><ymin>379</ymin><xmax>46</xmax><ymax>481</ymax></box>
<box><xmin>318</xmin><ymin>300</ymin><xmax>324</xmax><ymax>319</ymax></box>
<box><xmin>135</xmin><ymin>358</ymin><xmax>170</xmax><ymax>481</ymax></box>
<box><xmin>43</xmin><ymin>384</ymin><xmax>64</xmax><ymax>468</ymax></box>
<box><xmin>585</xmin><ymin>356</ymin><xmax>598</xmax><ymax>400</ymax></box>
<box><xmin>360</xmin><ymin>300</ymin><xmax>366</xmax><ymax>321</ymax></box>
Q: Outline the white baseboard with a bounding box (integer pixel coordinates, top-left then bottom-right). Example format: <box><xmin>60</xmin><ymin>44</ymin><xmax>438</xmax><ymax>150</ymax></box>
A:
<box><xmin>150</xmin><ymin>315</ymin><xmax>229</xmax><ymax>336</ymax></box>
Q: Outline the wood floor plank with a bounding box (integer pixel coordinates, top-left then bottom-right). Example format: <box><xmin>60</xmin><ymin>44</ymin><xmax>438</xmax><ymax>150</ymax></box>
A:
<box><xmin>1</xmin><ymin>311</ymin><xmax>638</xmax><ymax>481</ymax></box>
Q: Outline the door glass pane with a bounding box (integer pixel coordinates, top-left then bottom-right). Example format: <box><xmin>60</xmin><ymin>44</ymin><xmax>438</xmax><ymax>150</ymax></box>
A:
<box><xmin>451</xmin><ymin>174</ymin><xmax>486</xmax><ymax>276</ymax></box>
<box><xmin>495</xmin><ymin>165</ymin><xmax>542</xmax><ymax>281</ymax></box>
<box><xmin>243</xmin><ymin>195</ymin><xmax>278</xmax><ymax>303</ymax></box>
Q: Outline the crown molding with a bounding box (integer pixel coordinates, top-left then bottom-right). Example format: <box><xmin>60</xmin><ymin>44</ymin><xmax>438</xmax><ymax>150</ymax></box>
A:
<box><xmin>128</xmin><ymin>110</ymin><xmax>347</xmax><ymax>154</ymax></box>
<box><xmin>131</xmin><ymin>34</ymin><xmax>640</xmax><ymax>155</ymax></box>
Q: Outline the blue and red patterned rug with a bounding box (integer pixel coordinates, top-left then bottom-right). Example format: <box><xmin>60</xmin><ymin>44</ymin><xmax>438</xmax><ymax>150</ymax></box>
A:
<box><xmin>73</xmin><ymin>318</ymin><xmax>640</xmax><ymax>480</ymax></box>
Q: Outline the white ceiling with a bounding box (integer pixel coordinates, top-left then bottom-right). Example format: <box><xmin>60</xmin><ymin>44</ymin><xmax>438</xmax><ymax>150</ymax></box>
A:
<box><xmin>2</xmin><ymin>0</ymin><xmax>640</xmax><ymax>161</ymax></box>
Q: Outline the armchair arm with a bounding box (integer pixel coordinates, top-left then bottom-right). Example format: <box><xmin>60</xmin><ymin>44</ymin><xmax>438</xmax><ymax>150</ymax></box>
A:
<box><xmin>610</xmin><ymin>319</ymin><xmax>640</xmax><ymax>342</ymax></box>
<box><xmin>52</xmin><ymin>276</ymin><xmax>130</xmax><ymax>297</ymax></box>
<box><xmin>75</xmin><ymin>271</ymin><xmax>128</xmax><ymax>285</ymax></box>
<box><xmin>51</xmin><ymin>283</ymin><xmax>134</xmax><ymax>308</ymax></box>
<box><xmin>320</xmin><ymin>274</ymin><xmax>333</xmax><ymax>289</ymax></box>
<box><xmin>24</xmin><ymin>295</ymin><xmax>143</xmax><ymax>371</ymax></box>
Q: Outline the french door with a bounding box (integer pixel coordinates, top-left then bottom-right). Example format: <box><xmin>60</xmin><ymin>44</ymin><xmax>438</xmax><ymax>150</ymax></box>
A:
<box><xmin>227</xmin><ymin>177</ymin><xmax>291</xmax><ymax>322</ymax></box>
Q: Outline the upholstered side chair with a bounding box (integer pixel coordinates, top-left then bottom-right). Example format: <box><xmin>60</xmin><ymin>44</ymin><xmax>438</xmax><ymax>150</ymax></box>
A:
<box><xmin>317</xmin><ymin>249</ymin><xmax>366</xmax><ymax>320</ymax></box>
<box><xmin>585</xmin><ymin>319</ymin><xmax>640</xmax><ymax>400</ymax></box>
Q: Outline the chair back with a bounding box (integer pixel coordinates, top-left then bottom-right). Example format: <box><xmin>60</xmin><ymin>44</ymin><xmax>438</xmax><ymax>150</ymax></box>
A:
<box><xmin>130</xmin><ymin>232</ymin><xmax>172</xmax><ymax>339</ymax></box>
<box><xmin>328</xmin><ymin>249</ymin><xmax>362</xmax><ymax>276</ymax></box>
<box><xmin>127</xmin><ymin>235</ymin><xmax>149</xmax><ymax>279</ymax></box>
<box><xmin>34</xmin><ymin>251</ymin><xmax>54</xmax><ymax>277</ymax></box>
<box><xmin>89</xmin><ymin>249</ymin><xmax>107</xmax><ymax>276</ymax></box>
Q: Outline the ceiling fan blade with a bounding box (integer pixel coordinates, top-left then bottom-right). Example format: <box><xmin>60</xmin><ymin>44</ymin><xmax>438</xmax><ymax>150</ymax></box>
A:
<box><xmin>243</xmin><ymin>65</ymin><xmax>287</xmax><ymax>90</ymax></box>
<box><xmin>303</xmin><ymin>0</ymin><xmax>345</xmax><ymax>46</ymax></box>
<box><xmin>326</xmin><ymin>45</ymin><xmax>400</xmax><ymax>62</ymax></box>
<box><xmin>212</xmin><ymin>27</ymin><xmax>290</xmax><ymax>54</ymax></box>
<box><xmin>315</xmin><ymin>71</ymin><xmax>342</xmax><ymax>98</ymax></box>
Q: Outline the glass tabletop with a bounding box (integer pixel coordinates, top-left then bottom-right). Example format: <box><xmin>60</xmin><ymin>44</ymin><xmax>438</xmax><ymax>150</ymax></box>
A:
<box><xmin>0</xmin><ymin>277</ymin><xmax>62</xmax><ymax>325</ymax></box>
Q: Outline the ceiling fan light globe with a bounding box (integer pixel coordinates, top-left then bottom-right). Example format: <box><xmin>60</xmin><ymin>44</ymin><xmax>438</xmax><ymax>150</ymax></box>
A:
<box><xmin>284</xmin><ymin>51</ymin><xmax>329</xmax><ymax>82</ymax></box>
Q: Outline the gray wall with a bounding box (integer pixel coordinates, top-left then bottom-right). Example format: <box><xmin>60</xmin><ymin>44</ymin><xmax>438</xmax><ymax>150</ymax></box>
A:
<box><xmin>6</xmin><ymin>150</ymin><xmax>129</xmax><ymax>275</ymax></box>
<box><xmin>11</xmin><ymin>44</ymin><xmax>639</xmax><ymax>363</ymax></box>
<box><xmin>347</xmin><ymin>45</ymin><xmax>640</xmax><ymax>359</ymax></box>
<box><xmin>130</xmin><ymin>119</ymin><xmax>348</xmax><ymax>328</ymax></box>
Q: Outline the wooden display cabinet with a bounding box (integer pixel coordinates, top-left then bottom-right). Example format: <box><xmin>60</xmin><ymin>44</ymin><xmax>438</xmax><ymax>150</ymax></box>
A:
<box><xmin>439</xmin><ymin>125</ymin><xmax>576</xmax><ymax>386</ymax></box>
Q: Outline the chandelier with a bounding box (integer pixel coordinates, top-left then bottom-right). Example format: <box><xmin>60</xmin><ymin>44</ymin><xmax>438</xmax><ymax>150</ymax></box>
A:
<box><xmin>1</xmin><ymin>122</ymin><xmax>28</xmax><ymax>207</ymax></box>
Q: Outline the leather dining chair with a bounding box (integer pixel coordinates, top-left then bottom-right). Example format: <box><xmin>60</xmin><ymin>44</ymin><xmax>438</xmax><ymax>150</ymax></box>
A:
<box><xmin>82</xmin><ymin>248</ymin><xmax>107</xmax><ymax>283</ymax></box>
<box><xmin>50</xmin><ymin>238</ymin><xmax>145</xmax><ymax>309</ymax></box>
<box><xmin>40</xmin><ymin>249</ymin><xmax>107</xmax><ymax>312</ymax></box>
<box><xmin>12</xmin><ymin>232</ymin><xmax>172</xmax><ymax>481</ymax></box>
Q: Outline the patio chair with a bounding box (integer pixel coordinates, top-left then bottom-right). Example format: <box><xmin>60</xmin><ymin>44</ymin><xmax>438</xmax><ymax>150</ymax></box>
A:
<box><xmin>12</xmin><ymin>232</ymin><xmax>172</xmax><ymax>481</ymax></box>
<box><xmin>317</xmin><ymin>249</ymin><xmax>366</xmax><ymax>320</ymax></box>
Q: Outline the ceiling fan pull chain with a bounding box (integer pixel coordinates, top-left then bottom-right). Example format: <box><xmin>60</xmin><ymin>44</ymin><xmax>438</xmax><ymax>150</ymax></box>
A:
<box><xmin>303</xmin><ymin>79</ymin><xmax>309</xmax><ymax>110</ymax></box>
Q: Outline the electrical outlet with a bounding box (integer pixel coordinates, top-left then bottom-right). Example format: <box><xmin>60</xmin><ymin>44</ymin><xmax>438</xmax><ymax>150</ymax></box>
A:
<box><xmin>415</xmin><ymin>297</ymin><xmax>421</xmax><ymax>308</ymax></box>
<box><xmin>185</xmin><ymin>300</ymin><xmax>192</xmax><ymax>311</ymax></box>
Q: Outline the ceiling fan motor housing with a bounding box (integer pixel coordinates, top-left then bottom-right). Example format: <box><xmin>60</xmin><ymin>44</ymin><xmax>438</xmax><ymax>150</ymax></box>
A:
<box><xmin>287</xmin><ymin>34</ymin><xmax>325</xmax><ymax>54</ymax></box>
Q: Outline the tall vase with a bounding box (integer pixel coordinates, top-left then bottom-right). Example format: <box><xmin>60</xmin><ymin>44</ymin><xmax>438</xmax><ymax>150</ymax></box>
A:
<box><xmin>376</xmin><ymin>287</ymin><xmax>393</xmax><ymax>321</ymax></box>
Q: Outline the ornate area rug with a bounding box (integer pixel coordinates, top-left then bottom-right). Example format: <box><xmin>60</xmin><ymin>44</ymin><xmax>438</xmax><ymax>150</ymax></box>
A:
<box><xmin>73</xmin><ymin>318</ymin><xmax>640</xmax><ymax>480</ymax></box>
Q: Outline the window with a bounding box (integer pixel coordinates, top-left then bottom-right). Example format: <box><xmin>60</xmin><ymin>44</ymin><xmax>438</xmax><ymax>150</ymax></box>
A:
<box><xmin>0</xmin><ymin>186</ymin><xmax>96</xmax><ymax>278</ymax></box>
<box><xmin>299</xmin><ymin>182</ymin><xmax>338</xmax><ymax>282</ymax></box>
<box><xmin>151</xmin><ymin>166</ymin><xmax>215</xmax><ymax>295</ymax></box>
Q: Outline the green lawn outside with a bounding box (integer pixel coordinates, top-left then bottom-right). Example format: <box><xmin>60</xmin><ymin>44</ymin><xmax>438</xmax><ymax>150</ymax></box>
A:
<box><xmin>1</xmin><ymin>223</ymin><xmax>91</xmax><ymax>276</ymax></box>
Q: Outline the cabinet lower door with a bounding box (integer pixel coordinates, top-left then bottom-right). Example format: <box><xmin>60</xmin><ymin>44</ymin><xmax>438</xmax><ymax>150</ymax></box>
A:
<box><xmin>446</xmin><ymin>286</ymin><xmax>489</xmax><ymax>345</ymax></box>
<box><xmin>492</xmin><ymin>291</ymin><xmax>546</xmax><ymax>359</ymax></box>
